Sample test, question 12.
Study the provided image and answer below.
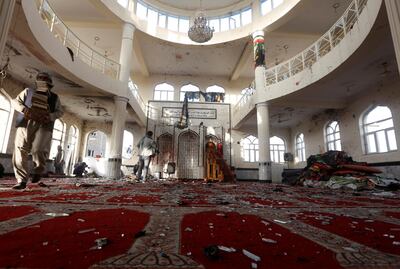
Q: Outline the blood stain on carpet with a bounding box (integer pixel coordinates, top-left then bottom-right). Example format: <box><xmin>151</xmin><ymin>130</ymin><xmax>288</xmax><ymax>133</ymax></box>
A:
<box><xmin>0</xmin><ymin>209</ymin><xmax>149</xmax><ymax>268</ymax></box>
<box><xmin>181</xmin><ymin>211</ymin><xmax>342</xmax><ymax>269</ymax></box>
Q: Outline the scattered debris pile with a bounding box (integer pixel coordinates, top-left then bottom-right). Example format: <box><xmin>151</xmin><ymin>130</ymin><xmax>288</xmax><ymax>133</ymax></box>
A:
<box><xmin>287</xmin><ymin>151</ymin><xmax>399</xmax><ymax>190</ymax></box>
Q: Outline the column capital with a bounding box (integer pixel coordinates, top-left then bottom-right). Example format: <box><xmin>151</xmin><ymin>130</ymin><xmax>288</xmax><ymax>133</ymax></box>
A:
<box><xmin>113</xmin><ymin>96</ymin><xmax>129</xmax><ymax>103</ymax></box>
<box><xmin>121</xmin><ymin>22</ymin><xmax>135</xmax><ymax>40</ymax></box>
<box><xmin>123</xmin><ymin>22</ymin><xmax>135</xmax><ymax>30</ymax></box>
<box><xmin>256</xmin><ymin>102</ymin><xmax>269</xmax><ymax>108</ymax></box>
<box><xmin>252</xmin><ymin>30</ymin><xmax>265</xmax><ymax>39</ymax></box>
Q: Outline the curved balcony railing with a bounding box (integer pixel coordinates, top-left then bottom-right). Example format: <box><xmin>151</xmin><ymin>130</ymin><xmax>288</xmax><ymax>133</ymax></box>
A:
<box><xmin>265</xmin><ymin>0</ymin><xmax>367</xmax><ymax>86</ymax></box>
<box><xmin>235</xmin><ymin>81</ymin><xmax>255</xmax><ymax>109</ymax></box>
<box><xmin>128</xmin><ymin>79</ymin><xmax>147</xmax><ymax>113</ymax></box>
<box><xmin>36</xmin><ymin>0</ymin><xmax>120</xmax><ymax>79</ymax></box>
<box><xmin>232</xmin><ymin>0</ymin><xmax>368</xmax><ymax>117</ymax></box>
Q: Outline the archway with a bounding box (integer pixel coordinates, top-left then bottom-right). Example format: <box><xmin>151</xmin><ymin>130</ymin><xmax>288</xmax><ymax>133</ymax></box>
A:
<box><xmin>177</xmin><ymin>130</ymin><xmax>200</xmax><ymax>179</ymax></box>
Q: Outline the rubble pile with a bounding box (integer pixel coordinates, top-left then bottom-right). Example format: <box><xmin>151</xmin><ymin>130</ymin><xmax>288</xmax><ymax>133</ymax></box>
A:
<box><xmin>291</xmin><ymin>151</ymin><xmax>399</xmax><ymax>190</ymax></box>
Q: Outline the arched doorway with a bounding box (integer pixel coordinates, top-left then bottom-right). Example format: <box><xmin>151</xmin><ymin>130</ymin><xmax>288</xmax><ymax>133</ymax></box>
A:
<box><xmin>86</xmin><ymin>130</ymin><xmax>107</xmax><ymax>158</ymax></box>
<box><xmin>122</xmin><ymin>130</ymin><xmax>134</xmax><ymax>159</ymax></box>
<box><xmin>65</xmin><ymin>125</ymin><xmax>79</xmax><ymax>175</ymax></box>
<box><xmin>157</xmin><ymin>133</ymin><xmax>173</xmax><ymax>176</ymax></box>
<box><xmin>177</xmin><ymin>130</ymin><xmax>199</xmax><ymax>179</ymax></box>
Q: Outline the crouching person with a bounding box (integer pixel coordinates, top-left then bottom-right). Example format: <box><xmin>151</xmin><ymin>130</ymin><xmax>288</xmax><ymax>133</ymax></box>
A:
<box><xmin>12</xmin><ymin>72</ymin><xmax>63</xmax><ymax>189</ymax></box>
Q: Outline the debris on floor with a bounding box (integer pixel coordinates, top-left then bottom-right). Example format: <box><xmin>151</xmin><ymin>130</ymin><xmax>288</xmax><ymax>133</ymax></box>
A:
<box><xmin>287</xmin><ymin>150</ymin><xmax>399</xmax><ymax>191</ymax></box>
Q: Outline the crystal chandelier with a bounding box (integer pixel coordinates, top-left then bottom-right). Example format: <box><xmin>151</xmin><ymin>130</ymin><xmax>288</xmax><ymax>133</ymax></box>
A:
<box><xmin>188</xmin><ymin>12</ymin><xmax>214</xmax><ymax>43</ymax></box>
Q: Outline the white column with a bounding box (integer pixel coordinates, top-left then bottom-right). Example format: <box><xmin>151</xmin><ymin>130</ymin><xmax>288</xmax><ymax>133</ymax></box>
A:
<box><xmin>0</xmin><ymin>0</ymin><xmax>16</xmax><ymax>59</ymax></box>
<box><xmin>119</xmin><ymin>23</ymin><xmax>135</xmax><ymax>82</ymax></box>
<box><xmin>256</xmin><ymin>102</ymin><xmax>272</xmax><ymax>182</ymax></box>
<box><xmin>252</xmin><ymin>0</ymin><xmax>262</xmax><ymax>22</ymax></box>
<box><xmin>252</xmin><ymin>29</ymin><xmax>271</xmax><ymax>182</ymax></box>
<box><xmin>107</xmin><ymin>96</ymin><xmax>129</xmax><ymax>179</ymax></box>
<box><xmin>385</xmin><ymin>0</ymin><xmax>400</xmax><ymax>74</ymax></box>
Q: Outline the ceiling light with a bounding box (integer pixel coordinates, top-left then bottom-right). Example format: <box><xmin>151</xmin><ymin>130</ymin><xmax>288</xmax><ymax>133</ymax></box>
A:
<box><xmin>188</xmin><ymin>12</ymin><xmax>214</xmax><ymax>43</ymax></box>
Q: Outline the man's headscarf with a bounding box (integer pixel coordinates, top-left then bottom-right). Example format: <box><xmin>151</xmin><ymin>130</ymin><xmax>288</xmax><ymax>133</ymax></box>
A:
<box><xmin>36</xmin><ymin>72</ymin><xmax>54</xmax><ymax>90</ymax></box>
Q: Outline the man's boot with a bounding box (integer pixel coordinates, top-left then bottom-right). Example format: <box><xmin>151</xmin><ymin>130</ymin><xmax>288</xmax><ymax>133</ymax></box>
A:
<box><xmin>12</xmin><ymin>182</ymin><xmax>27</xmax><ymax>190</ymax></box>
<box><xmin>31</xmin><ymin>174</ymin><xmax>41</xmax><ymax>183</ymax></box>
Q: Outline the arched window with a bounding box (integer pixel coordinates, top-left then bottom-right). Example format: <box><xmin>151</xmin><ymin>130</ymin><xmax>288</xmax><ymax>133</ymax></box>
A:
<box><xmin>65</xmin><ymin>125</ymin><xmax>79</xmax><ymax>174</ymax></box>
<box><xmin>50</xmin><ymin>119</ymin><xmax>66</xmax><ymax>159</ymax></box>
<box><xmin>325</xmin><ymin>121</ymin><xmax>342</xmax><ymax>151</ymax></box>
<box><xmin>0</xmin><ymin>93</ymin><xmax>12</xmax><ymax>153</ymax></box>
<box><xmin>363</xmin><ymin>106</ymin><xmax>397</xmax><ymax>153</ymax></box>
<box><xmin>296</xmin><ymin>133</ymin><xmax>306</xmax><ymax>162</ymax></box>
<box><xmin>242</xmin><ymin>135</ymin><xmax>259</xmax><ymax>162</ymax></box>
<box><xmin>206</xmin><ymin>85</ymin><xmax>225</xmax><ymax>103</ymax></box>
<box><xmin>180</xmin><ymin>84</ymin><xmax>200</xmax><ymax>102</ymax></box>
<box><xmin>86</xmin><ymin>130</ymin><xmax>107</xmax><ymax>157</ymax></box>
<box><xmin>270</xmin><ymin>136</ymin><xmax>286</xmax><ymax>163</ymax></box>
<box><xmin>206</xmin><ymin>85</ymin><xmax>225</xmax><ymax>93</ymax></box>
<box><xmin>154</xmin><ymin>83</ymin><xmax>174</xmax><ymax>101</ymax></box>
<box><xmin>261</xmin><ymin>0</ymin><xmax>284</xmax><ymax>15</ymax></box>
<box><xmin>122</xmin><ymin>130</ymin><xmax>134</xmax><ymax>159</ymax></box>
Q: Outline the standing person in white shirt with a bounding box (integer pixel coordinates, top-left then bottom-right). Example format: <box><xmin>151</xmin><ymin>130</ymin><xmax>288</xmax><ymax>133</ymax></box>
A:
<box><xmin>136</xmin><ymin>131</ymin><xmax>158</xmax><ymax>182</ymax></box>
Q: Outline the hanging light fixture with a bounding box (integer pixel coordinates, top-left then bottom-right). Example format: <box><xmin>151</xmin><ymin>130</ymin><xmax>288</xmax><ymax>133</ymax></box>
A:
<box><xmin>188</xmin><ymin>0</ymin><xmax>214</xmax><ymax>43</ymax></box>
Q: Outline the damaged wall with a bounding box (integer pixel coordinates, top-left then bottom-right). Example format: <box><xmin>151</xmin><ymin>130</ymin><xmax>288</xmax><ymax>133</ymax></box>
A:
<box><xmin>289</xmin><ymin>78</ymin><xmax>400</xmax><ymax>169</ymax></box>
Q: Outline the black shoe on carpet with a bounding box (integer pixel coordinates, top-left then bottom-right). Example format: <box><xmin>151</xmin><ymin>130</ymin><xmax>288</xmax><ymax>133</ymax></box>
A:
<box><xmin>12</xmin><ymin>182</ymin><xmax>26</xmax><ymax>190</ymax></box>
<box><xmin>31</xmin><ymin>174</ymin><xmax>41</xmax><ymax>183</ymax></box>
<box><xmin>38</xmin><ymin>182</ymin><xmax>49</xmax><ymax>188</ymax></box>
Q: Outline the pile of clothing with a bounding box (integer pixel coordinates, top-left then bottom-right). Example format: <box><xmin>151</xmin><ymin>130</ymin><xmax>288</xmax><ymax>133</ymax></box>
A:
<box><xmin>296</xmin><ymin>151</ymin><xmax>399</xmax><ymax>191</ymax></box>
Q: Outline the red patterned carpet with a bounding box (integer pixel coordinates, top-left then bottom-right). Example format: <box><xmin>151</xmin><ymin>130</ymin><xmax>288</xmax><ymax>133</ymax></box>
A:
<box><xmin>1</xmin><ymin>177</ymin><xmax>400</xmax><ymax>268</ymax></box>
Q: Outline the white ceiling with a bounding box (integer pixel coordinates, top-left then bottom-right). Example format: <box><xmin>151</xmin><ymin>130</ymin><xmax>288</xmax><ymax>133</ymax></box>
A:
<box><xmin>47</xmin><ymin>0</ymin><xmax>113</xmax><ymax>23</ymax></box>
<box><xmin>277</xmin><ymin>0</ymin><xmax>352</xmax><ymax>35</ymax></box>
<box><xmin>136</xmin><ymin>32</ymin><xmax>249</xmax><ymax>76</ymax></box>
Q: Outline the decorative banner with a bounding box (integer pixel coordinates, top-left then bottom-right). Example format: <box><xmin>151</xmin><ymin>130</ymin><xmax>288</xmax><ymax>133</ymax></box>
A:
<box><xmin>253</xmin><ymin>33</ymin><xmax>265</xmax><ymax>67</ymax></box>
<box><xmin>162</xmin><ymin>107</ymin><xmax>217</xmax><ymax>119</ymax></box>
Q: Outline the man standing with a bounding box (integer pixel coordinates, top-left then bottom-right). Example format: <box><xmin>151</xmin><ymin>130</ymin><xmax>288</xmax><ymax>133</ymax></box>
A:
<box><xmin>12</xmin><ymin>72</ymin><xmax>63</xmax><ymax>189</ymax></box>
<box><xmin>54</xmin><ymin>145</ymin><xmax>64</xmax><ymax>175</ymax></box>
<box><xmin>136</xmin><ymin>131</ymin><xmax>158</xmax><ymax>181</ymax></box>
